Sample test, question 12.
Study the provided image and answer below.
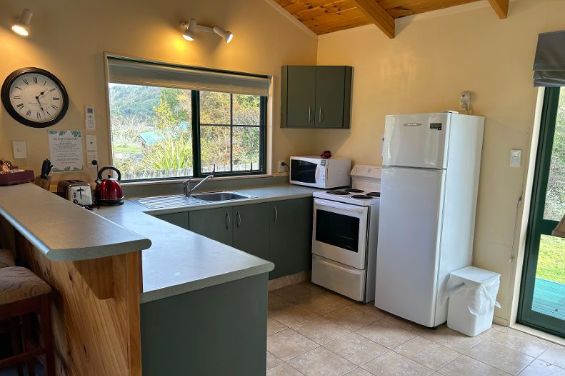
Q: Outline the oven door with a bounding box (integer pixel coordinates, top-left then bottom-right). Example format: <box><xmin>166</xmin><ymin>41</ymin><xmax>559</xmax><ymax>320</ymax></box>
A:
<box><xmin>312</xmin><ymin>198</ymin><xmax>368</xmax><ymax>269</ymax></box>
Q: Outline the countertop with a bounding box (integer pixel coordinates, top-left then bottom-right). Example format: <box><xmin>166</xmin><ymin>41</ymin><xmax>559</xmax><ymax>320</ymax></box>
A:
<box><xmin>97</xmin><ymin>184</ymin><xmax>317</xmax><ymax>302</ymax></box>
<box><xmin>0</xmin><ymin>184</ymin><xmax>152</xmax><ymax>261</ymax></box>
<box><xmin>0</xmin><ymin>182</ymin><xmax>317</xmax><ymax>302</ymax></box>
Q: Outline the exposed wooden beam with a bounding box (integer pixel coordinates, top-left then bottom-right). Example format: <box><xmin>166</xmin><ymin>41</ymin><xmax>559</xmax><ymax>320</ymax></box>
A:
<box><xmin>488</xmin><ymin>0</ymin><xmax>509</xmax><ymax>19</ymax></box>
<box><xmin>352</xmin><ymin>0</ymin><xmax>395</xmax><ymax>38</ymax></box>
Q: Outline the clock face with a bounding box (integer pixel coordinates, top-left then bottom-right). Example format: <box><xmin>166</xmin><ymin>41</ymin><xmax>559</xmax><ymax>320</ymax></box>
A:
<box><xmin>1</xmin><ymin>68</ymin><xmax>69</xmax><ymax>128</ymax></box>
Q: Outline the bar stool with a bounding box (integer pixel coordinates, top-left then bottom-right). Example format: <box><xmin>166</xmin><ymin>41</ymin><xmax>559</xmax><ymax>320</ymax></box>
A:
<box><xmin>0</xmin><ymin>266</ymin><xmax>55</xmax><ymax>376</ymax></box>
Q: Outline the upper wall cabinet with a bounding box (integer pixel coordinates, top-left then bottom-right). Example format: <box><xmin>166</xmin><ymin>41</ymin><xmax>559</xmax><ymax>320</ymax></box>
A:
<box><xmin>281</xmin><ymin>66</ymin><xmax>352</xmax><ymax>129</ymax></box>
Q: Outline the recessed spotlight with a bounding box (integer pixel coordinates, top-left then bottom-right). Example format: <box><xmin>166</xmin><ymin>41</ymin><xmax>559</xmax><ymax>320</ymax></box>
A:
<box><xmin>11</xmin><ymin>9</ymin><xmax>33</xmax><ymax>37</ymax></box>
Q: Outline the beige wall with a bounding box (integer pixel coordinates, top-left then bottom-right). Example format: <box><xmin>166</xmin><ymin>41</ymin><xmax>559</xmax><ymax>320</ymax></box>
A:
<box><xmin>0</xmin><ymin>0</ymin><xmax>317</xmax><ymax>180</ymax></box>
<box><xmin>316</xmin><ymin>0</ymin><xmax>565</xmax><ymax>322</ymax></box>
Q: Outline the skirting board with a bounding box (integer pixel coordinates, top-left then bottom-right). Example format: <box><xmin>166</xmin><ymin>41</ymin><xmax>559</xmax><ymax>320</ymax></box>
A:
<box><xmin>268</xmin><ymin>271</ymin><xmax>309</xmax><ymax>291</ymax></box>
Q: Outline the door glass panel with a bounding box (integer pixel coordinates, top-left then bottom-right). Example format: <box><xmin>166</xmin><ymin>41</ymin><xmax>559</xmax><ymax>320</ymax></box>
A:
<box><xmin>291</xmin><ymin>160</ymin><xmax>317</xmax><ymax>183</ymax></box>
<box><xmin>532</xmin><ymin>235</ymin><xmax>565</xmax><ymax>320</ymax></box>
<box><xmin>316</xmin><ymin>210</ymin><xmax>359</xmax><ymax>252</ymax></box>
<box><xmin>543</xmin><ymin>91</ymin><xmax>565</xmax><ymax>221</ymax></box>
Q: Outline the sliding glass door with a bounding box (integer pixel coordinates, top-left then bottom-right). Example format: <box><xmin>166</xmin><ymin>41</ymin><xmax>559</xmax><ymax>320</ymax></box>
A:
<box><xmin>518</xmin><ymin>87</ymin><xmax>565</xmax><ymax>338</ymax></box>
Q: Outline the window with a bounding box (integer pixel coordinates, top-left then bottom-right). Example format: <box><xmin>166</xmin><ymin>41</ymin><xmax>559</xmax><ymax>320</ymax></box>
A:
<box><xmin>107</xmin><ymin>57</ymin><xmax>268</xmax><ymax>181</ymax></box>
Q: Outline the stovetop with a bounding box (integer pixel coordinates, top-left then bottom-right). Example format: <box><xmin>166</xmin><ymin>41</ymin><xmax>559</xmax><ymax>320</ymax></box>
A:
<box><xmin>313</xmin><ymin>188</ymin><xmax>381</xmax><ymax>207</ymax></box>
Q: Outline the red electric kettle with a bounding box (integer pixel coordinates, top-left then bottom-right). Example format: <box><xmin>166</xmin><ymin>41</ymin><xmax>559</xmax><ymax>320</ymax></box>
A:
<box><xmin>95</xmin><ymin>165</ymin><xmax>124</xmax><ymax>205</ymax></box>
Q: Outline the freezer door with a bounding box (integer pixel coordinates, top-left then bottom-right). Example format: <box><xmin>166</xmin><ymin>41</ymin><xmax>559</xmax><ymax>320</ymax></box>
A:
<box><xmin>382</xmin><ymin>113</ymin><xmax>450</xmax><ymax>169</ymax></box>
<box><xmin>375</xmin><ymin>167</ymin><xmax>446</xmax><ymax>327</ymax></box>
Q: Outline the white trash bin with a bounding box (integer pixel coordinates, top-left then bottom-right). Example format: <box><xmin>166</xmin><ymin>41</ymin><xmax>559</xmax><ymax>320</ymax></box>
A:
<box><xmin>447</xmin><ymin>266</ymin><xmax>501</xmax><ymax>336</ymax></box>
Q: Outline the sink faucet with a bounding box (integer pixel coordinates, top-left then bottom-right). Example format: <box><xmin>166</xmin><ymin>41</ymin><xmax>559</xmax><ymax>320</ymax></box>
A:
<box><xmin>184</xmin><ymin>165</ymin><xmax>215</xmax><ymax>197</ymax></box>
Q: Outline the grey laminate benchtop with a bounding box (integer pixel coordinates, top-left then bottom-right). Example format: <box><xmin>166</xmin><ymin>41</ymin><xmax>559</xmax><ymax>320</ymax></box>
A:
<box><xmin>98</xmin><ymin>184</ymin><xmax>317</xmax><ymax>302</ymax></box>
<box><xmin>0</xmin><ymin>183</ymin><xmax>152</xmax><ymax>261</ymax></box>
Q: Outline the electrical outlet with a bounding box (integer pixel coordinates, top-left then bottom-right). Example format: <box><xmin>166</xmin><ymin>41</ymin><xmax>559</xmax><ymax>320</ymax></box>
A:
<box><xmin>510</xmin><ymin>149</ymin><xmax>522</xmax><ymax>168</ymax></box>
<box><xmin>277</xmin><ymin>160</ymin><xmax>288</xmax><ymax>173</ymax></box>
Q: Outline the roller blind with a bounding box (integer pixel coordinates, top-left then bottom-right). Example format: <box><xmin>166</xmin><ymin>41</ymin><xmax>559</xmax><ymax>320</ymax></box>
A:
<box><xmin>107</xmin><ymin>56</ymin><xmax>270</xmax><ymax>96</ymax></box>
<box><xmin>533</xmin><ymin>31</ymin><xmax>565</xmax><ymax>87</ymax></box>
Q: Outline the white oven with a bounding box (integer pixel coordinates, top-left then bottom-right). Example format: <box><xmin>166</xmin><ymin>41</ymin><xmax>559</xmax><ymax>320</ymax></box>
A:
<box><xmin>312</xmin><ymin>198</ymin><xmax>368</xmax><ymax>270</ymax></box>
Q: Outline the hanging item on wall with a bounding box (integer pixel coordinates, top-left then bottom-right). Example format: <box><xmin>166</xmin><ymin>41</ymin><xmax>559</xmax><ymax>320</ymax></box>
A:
<box><xmin>48</xmin><ymin>130</ymin><xmax>83</xmax><ymax>172</ymax></box>
<box><xmin>1</xmin><ymin>67</ymin><xmax>69</xmax><ymax>128</ymax></box>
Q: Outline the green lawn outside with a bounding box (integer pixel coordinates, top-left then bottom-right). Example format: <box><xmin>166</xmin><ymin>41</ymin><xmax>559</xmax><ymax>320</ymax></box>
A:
<box><xmin>537</xmin><ymin>235</ymin><xmax>565</xmax><ymax>284</ymax></box>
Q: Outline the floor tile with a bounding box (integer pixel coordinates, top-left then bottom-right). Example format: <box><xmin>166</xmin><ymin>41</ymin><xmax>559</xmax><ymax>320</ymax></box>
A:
<box><xmin>268</xmin><ymin>318</ymin><xmax>288</xmax><ymax>336</ymax></box>
<box><xmin>288</xmin><ymin>347</ymin><xmax>357</xmax><ymax>376</ymax></box>
<box><xmin>270</xmin><ymin>303</ymin><xmax>320</xmax><ymax>328</ymax></box>
<box><xmin>356</xmin><ymin>317</ymin><xmax>417</xmax><ymax>349</ymax></box>
<box><xmin>269</xmin><ymin>293</ymin><xmax>293</xmax><ymax>311</ymax></box>
<box><xmin>344</xmin><ymin>368</ymin><xmax>374</xmax><ymax>376</ymax></box>
<box><xmin>267</xmin><ymin>329</ymin><xmax>319</xmax><ymax>361</ymax></box>
<box><xmin>352</xmin><ymin>303</ymin><xmax>390</xmax><ymax>321</ymax></box>
<box><xmin>361</xmin><ymin>351</ymin><xmax>434</xmax><ymax>376</ymax></box>
<box><xmin>296</xmin><ymin>292</ymin><xmax>354</xmax><ymax>315</ymax></box>
<box><xmin>463</xmin><ymin>340</ymin><xmax>534</xmax><ymax>374</ymax></box>
<box><xmin>415</xmin><ymin>325</ymin><xmax>487</xmax><ymax>353</ymax></box>
<box><xmin>539</xmin><ymin>346</ymin><xmax>565</xmax><ymax>370</ymax></box>
<box><xmin>437</xmin><ymin>355</ymin><xmax>509</xmax><ymax>376</ymax></box>
<box><xmin>324</xmin><ymin>305</ymin><xmax>382</xmax><ymax>332</ymax></box>
<box><xmin>395</xmin><ymin>336</ymin><xmax>460</xmax><ymax>370</ymax></box>
<box><xmin>267</xmin><ymin>351</ymin><xmax>283</xmax><ymax>370</ymax></box>
<box><xmin>483</xmin><ymin>328</ymin><xmax>551</xmax><ymax>357</ymax></box>
<box><xmin>324</xmin><ymin>332</ymin><xmax>390</xmax><ymax>366</ymax></box>
<box><xmin>294</xmin><ymin>316</ymin><xmax>352</xmax><ymax>345</ymax></box>
<box><xmin>267</xmin><ymin>363</ymin><xmax>304</xmax><ymax>376</ymax></box>
<box><xmin>273</xmin><ymin>283</ymin><xmax>326</xmax><ymax>304</ymax></box>
<box><xmin>519</xmin><ymin>359</ymin><xmax>565</xmax><ymax>376</ymax></box>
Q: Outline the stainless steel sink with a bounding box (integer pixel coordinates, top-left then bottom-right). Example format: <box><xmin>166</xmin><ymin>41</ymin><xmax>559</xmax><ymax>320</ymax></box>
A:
<box><xmin>138</xmin><ymin>191</ymin><xmax>253</xmax><ymax>209</ymax></box>
<box><xmin>191</xmin><ymin>192</ymin><xmax>250</xmax><ymax>202</ymax></box>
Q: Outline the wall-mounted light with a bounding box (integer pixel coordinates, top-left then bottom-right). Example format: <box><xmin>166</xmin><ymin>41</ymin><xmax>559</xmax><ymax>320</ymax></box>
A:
<box><xmin>180</xmin><ymin>19</ymin><xmax>233</xmax><ymax>44</ymax></box>
<box><xmin>11</xmin><ymin>9</ymin><xmax>33</xmax><ymax>37</ymax></box>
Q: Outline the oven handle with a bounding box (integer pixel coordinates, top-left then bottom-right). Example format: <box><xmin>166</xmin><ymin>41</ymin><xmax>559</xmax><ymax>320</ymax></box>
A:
<box><xmin>314</xmin><ymin>198</ymin><xmax>369</xmax><ymax>216</ymax></box>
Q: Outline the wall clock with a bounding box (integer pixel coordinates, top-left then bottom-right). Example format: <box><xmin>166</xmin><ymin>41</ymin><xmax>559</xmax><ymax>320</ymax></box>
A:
<box><xmin>1</xmin><ymin>67</ymin><xmax>69</xmax><ymax>128</ymax></box>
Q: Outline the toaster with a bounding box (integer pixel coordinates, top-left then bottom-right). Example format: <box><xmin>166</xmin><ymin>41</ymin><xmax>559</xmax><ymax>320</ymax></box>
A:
<box><xmin>57</xmin><ymin>180</ymin><xmax>93</xmax><ymax>206</ymax></box>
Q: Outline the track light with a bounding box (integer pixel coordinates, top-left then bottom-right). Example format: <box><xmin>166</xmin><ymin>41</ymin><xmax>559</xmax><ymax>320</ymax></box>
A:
<box><xmin>11</xmin><ymin>9</ymin><xmax>33</xmax><ymax>37</ymax></box>
<box><xmin>180</xmin><ymin>19</ymin><xmax>234</xmax><ymax>44</ymax></box>
<box><xmin>213</xmin><ymin>26</ymin><xmax>234</xmax><ymax>44</ymax></box>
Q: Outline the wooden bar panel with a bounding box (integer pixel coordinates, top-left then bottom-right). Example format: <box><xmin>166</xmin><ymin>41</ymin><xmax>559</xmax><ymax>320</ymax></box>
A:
<box><xmin>15</xmin><ymin>233</ymin><xmax>142</xmax><ymax>376</ymax></box>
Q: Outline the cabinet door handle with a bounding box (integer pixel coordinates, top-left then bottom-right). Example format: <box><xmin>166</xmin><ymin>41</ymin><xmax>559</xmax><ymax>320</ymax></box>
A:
<box><xmin>225</xmin><ymin>211</ymin><xmax>231</xmax><ymax>230</ymax></box>
<box><xmin>308</xmin><ymin>106</ymin><xmax>312</xmax><ymax>123</ymax></box>
<box><xmin>274</xmin><ymin>207</ymin><xmax>278</xmax><ymax>223</ymax></box>
<box><xmin>318</xmin><ymin>107</ymin><xmax>323</xmax><ymax>123</ymax></box>
<box><xmin>236</xmin><ymin>211</ymin><xmax>242</xmax><ymax>228</ymax></box>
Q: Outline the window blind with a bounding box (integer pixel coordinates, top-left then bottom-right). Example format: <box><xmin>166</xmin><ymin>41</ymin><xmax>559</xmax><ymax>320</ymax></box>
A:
<box><xmin>533</xmin><ymin>30</ymin><xmax>565</xmax><ymax>87</ymax></box>
<box><xmin>107</xmin><ymin>56</ymin><xmax>270</xmax><ymax>96</ymax></box>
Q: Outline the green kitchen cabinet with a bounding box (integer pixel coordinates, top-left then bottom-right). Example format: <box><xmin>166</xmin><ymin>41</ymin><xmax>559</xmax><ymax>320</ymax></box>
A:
<box><xmin>268</xmin><ymin>198</ymin><xmax>313</xmax><ymax>279</ymax></box>
<box><xmin>155</xmin><ymin>212</ymin><xmax>189</xmax><ymax>229</ymax></box>
<box><xmin>232</xmin><ymin>203</ymin><xmax>271</xmax><ymax>260</ymax></box>
<box><xmin>281</xmin><ymin>65</ymin><xmax>352</xmax><ymax>129</ymax></box>
<box><xmin>188</xmin><ymin>207</ymin><xmax>233</xmax><ymax>245</ymax></box>
<box><xmin>281</xmin><ymin>66</ymin><xmax>317</xmax><ymax>128</ymax></box>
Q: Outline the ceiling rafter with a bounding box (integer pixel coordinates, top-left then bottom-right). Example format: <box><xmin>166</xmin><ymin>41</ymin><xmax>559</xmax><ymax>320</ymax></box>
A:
<box><xmin>487</xmin><ymin>0</ymin><xmax>509</xmax><ymax>19</ymax></box>
<box><xmin>352</xmin><ymin>0</ymin><xmax>395</xmax><ymax>38</ymax></box>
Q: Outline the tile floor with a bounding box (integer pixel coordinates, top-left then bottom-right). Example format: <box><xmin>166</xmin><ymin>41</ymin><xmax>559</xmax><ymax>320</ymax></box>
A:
<box><xmin>267</xmin><ymin>282</ymin><xmax>565</xmax><ymax>376</ymax></box>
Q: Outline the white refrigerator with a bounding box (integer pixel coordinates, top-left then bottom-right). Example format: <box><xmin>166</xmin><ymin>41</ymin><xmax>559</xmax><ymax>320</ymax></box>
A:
<box><xmin>375</xmin><ymin>112</ymin><xmax>485</xmax><ymax>327</ymax></box>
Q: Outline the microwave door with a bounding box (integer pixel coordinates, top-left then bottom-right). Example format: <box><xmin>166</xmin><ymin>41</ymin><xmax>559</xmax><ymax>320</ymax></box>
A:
<box><xmin>291</xmin><ymin>159</ymin><xmax>318</xmax><ymax>186</ymax></box>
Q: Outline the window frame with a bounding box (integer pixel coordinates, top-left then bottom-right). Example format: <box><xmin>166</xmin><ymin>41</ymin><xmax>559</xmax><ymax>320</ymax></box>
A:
<box><xmin>107</xmin><ymin>86</ymin><xmax>268</xmax><ymax>183</ymax></box>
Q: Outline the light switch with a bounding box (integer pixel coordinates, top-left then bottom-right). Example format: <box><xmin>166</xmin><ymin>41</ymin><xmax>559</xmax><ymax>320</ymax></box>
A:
<box><xmin>12</xmin><ymin>140</ymin><xmax>27</xmax><ymax>159</ymax></box>
<box><xmin>510</xmin><ymin>149</ymin><xmax>522</xmax><ymax>168</ymax></box>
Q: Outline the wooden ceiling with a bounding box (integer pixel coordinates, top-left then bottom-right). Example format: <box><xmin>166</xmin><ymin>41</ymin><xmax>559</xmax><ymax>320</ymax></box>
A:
<box><xmin>273</xmin><ymin>0</ymin><xmax>509</xmax><ymax>37</ymax></box>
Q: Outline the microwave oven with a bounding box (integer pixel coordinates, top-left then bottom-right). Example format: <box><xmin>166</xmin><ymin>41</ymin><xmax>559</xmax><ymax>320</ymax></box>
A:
<box><xmin>289</xmin><ymin>156</ymin><xmax>351</xmax><ymax>189</ymax></box>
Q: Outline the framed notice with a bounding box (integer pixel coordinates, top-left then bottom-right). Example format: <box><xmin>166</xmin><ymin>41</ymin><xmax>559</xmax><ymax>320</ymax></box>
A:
<box><xmin>48</xmin><ymin>130</ymin><xmax>84</xmax><ymax>172</ymax></box>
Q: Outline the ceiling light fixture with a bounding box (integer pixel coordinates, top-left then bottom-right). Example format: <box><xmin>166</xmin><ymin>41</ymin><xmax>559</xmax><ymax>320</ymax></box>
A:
<box><xmin>180</xmin><ymin>19</ymin><xmax>234</xmax><ymax>44</ymax></box>
<box><xmin>11</xmin><ymin>9</ymin><xmax>33</xmax><ymax>37</ymax></box>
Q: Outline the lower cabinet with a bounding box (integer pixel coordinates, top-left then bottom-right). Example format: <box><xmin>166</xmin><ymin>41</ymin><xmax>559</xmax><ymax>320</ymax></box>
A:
<box><xmin>188</xmin><ymin>207</ymin><xmax>233</xmax><ymax>245</ymax></box>
<box><xmin>269</xmin><ymin>198</ymin><xmax>312</xmax><ymax>279</ymax></box>
<box><xmin>185</xmin><ymin>198</ymin><xmax>313</xmax><ymax>280</ymax></box>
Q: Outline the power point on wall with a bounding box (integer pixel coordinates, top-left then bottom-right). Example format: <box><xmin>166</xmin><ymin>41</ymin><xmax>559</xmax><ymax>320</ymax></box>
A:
<box><xmin>277</xmin><ymin>160</ymin><xmax>289</xmax><ymax>173</ymax></box>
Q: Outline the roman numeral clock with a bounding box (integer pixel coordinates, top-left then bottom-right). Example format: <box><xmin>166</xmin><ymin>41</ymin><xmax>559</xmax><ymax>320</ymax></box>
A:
<box><xmin>1</xmin><ymin>67</ymin><xmax>69</xmax><ymax>128</ymax></box>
